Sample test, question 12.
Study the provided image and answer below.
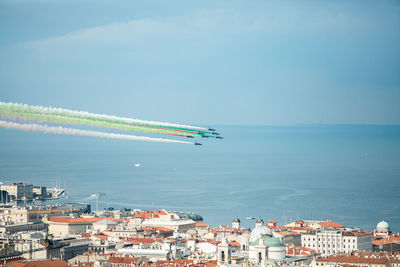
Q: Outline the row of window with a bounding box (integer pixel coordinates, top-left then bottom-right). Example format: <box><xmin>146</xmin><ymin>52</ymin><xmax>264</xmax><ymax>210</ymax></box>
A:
<box><xmin>303</xmin><ymin>237</ymin><xmax>356</xmax><ymax>243</ymax></box>
<box><xmin>303</xmin><ymin>243</ymin><xmax>356</xmax><ymax>250</ymax></box>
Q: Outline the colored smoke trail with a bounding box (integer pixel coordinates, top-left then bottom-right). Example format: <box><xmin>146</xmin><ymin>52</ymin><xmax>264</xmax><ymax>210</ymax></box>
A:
<box><xmin>0</xmin><ymin>102</ymin><xmax>215</xmax><ymax>138</ymax></box>
<box><xmin>0</xmin><ymin>120</ymin><xmax>193</xmax><ymax>144</ymax></box>
<box><xmin>0</xmin><ymin>102</ymin><xmax>207</xmax><ymax>131</ymax></box>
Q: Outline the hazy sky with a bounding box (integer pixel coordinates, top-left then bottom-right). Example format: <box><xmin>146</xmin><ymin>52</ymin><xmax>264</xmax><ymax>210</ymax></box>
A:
<box><xmin>0</xmin><ymin>0</ymin><xmax>399</xmax><ymax>125</ymax></box>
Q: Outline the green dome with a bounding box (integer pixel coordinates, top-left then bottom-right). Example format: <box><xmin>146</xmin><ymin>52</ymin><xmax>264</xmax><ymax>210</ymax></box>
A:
<box><xmin>377</xmin><ymin>220</ymin><xmax>389</xmax><ymax>229</ymax></box>
<box><xmin>251</xmin><ymin>236</ymin><xmax>284</xmax><ymax>247</ymax></box>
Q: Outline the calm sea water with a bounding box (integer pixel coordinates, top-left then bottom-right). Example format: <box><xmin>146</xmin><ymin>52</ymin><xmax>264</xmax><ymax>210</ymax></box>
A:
<box><xmin>0</xmin><ymin>125</ymin><xmax>399</xmax><ymax>232</ymax></box>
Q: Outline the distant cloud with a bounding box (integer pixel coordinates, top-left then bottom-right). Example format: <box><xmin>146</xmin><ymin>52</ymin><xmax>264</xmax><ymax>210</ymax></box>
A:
<box><xmin>19</xmin><ymin>6</ymin><xmax>369</xmax><ymax>61</ymax></box>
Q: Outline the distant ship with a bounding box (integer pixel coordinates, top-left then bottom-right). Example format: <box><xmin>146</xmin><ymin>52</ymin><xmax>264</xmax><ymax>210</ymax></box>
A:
<box><xmin>133</xmin><ymin>163</ymin><xmax>140</xmax><ymax>167</ymax></box>
<box><xmin>247</xmin><ymin>216</ymin><xmax>255</xmax><ymax>220</ymax></box>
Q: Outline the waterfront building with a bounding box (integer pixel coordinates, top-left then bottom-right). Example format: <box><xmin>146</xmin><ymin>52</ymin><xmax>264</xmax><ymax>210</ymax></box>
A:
<box><xmin>0</xmin><ymin>204</ymin><xmax>90</xmax><ymax>225</ymax></box>
<box><xmin>32</xmin><ymin>186</ymin><xmax>47</xmax><ymax>199</ymax></box>
<box><xmin>0</xmin><ymin>190</ymin><xmax>10</xmax><ymax>203</ymax></box>
<box><xmin>301</xmin><ymin>229</ymin><xmax>372</xmax><ymax>256</ymax></box>
<box><xmin>0</xmin><ymin>183</ymin><xmax>33</xmax><ymax>201</ymax></box>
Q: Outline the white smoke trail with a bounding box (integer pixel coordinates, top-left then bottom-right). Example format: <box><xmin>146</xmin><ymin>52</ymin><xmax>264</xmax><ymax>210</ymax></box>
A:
<box><xmin>0</xmin><ymin>120</ymin><xmax>193</xmax><ymax>144</ymax></box>
<box><xmin>0</xmin><ymin>102</ymin><xmax>207</xmax><ymax>131</ymax></box>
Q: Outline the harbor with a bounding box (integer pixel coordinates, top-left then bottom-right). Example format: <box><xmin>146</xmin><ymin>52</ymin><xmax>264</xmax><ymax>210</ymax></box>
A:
<box><xmin>0</xmin><ymin>182</ymin><xmax>65</xmax><ymax>203</ymax></box>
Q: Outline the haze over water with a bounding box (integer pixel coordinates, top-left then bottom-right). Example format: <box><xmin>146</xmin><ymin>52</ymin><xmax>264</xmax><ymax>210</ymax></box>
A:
<box><xmin>1</xmin><ymin>124</ymin><xmax>399</xmax><ymax>232</ymax></box>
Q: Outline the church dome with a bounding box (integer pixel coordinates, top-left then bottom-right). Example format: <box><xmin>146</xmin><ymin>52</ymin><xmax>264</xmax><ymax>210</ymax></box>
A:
<box><xmin>233</xmin><ymin>217</ymin><xmax>240</xmax><ymax>223</ymax></box>
<box><xmin>377</xmin><ymin>220</ymin><xmax>389</xmax><ymax>229</ymax></box>
<box><xmin>250</xmin><ymin>225</ymin><xmax>272</xmax><ymax>241</ymax></box>
<box><xmin>250</xmin><ymin>236</ymin><xmax>284</xmax><ymax>247</ymax></box>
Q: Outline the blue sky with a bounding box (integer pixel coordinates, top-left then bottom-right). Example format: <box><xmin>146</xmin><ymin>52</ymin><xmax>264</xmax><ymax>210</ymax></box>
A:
<box><xmin>0</xmin><ymin>0</ymin><xmax>399</xmax><ymax>125</ymax></box>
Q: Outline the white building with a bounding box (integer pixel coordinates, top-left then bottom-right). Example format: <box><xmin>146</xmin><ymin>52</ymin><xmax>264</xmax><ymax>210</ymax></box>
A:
<box><xmin>301</xmin><ymin>229</ymin><xmax>372</xmax><ymax>256</ymax></box>
<box><xmin>133</xmin><ymin>210</ymin><xmax>196</xmax><ymax>232</ymax></box>
<box><xmin>248</xmin><ymin>226</ymin><xmax>286</xmax><ymax>263</ymax></box>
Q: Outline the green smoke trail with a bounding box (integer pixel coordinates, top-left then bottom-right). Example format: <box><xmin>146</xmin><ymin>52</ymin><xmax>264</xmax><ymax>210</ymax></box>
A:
<box><xmin>0</xmin><ymin>102</ymin><xmax>215</xmax><ymax>138</ymax></box>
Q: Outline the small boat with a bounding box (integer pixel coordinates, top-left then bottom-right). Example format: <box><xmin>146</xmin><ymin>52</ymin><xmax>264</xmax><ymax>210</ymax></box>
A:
<box><xmin>133</xmin><ymin>163</ymin><xmax>140</xmax><ymax>167</ymax></box>
<box><xmin>246</xmin><ymin>216</ymin><xmax>255</xmax><ymax>220</ymax></box>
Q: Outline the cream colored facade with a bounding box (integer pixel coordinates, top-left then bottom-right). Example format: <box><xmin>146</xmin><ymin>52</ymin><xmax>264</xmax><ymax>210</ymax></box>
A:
<box><xmin>47</xmin><ymin>221</ymin><xmax>91</xmax><ymax>237</ymax></box>
<box><xmin>0</xmin><ymin>206</ymin><xmax>29</xmax><ymax>224</ymax></box>
<box><xmin>302</xmin><ymin>230</ymin><xmax>372</xmax><ymax>256</ymax></box>
<box><xmin>1</xmin><ymin>183</ymin><xmax>33</xmax><ymax>200</ymax></box>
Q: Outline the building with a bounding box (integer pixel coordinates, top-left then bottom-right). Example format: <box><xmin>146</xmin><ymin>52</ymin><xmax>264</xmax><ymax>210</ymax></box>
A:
<box><xmin>373</xmin><ymin>235</ymin><xmax>400</xmax><ymax>253</ymax></box>
<box><xmin>33</xmin><ymin>186</ymin><xmax>47</xmax><ymax>199</ymax></box>
<box><xmin>312</xmin><ymin>251</ymin><xmax>400</xmax><ymax>266</ymax></box>
<box><xmin>45</xmin><ymin>217</ymin><xmax>121</xmax><ymax>237</ymax></box>
<box><xmin>375</xmin><ymin>220</ymin><xmax>391</xmax><ymax>237</ymax></box>
<box><xmin>59</xmin><ymin>237</ymin><xmax>90</xmax><ymax>261</ymax></box>
<box><xmin>0</xmin><ymin>222</ymin><xmax>47</xmax><ymax>235</ymax></box>
<box><xmin>0</xmin><ymin>204</ymin><xmax>91</xmax><ymax>225</ymax></box>
<box><xmin>0</xmin><ymin>183</ymin><xmax>33</xmax><ymax>201</ymax></box>
<box><xmin>248</xmin><ymin>225</ymin><xmax>286</xmax><ymax>263</ymax></box>
<box><xmin>301</xmin><ymin>229</ymin><xmax>372</xmax><ymax>256</ymax></box>
<box><xmin>232</xmin><ymin>218</ymin><xmax>240</xmax><ymax>229</ymax></box>
<box><xmin>133</xmin><ymin>210</ymin><xmax>196</xmax><ymax>232</ymax></box>
<box><xmin>0</xmin><ymin>190</ymin><xmax>10</xmax><ymax>204</ymax></box>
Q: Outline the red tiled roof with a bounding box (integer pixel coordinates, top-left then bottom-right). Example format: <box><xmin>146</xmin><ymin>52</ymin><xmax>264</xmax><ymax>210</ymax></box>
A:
<box><xmin>93</xmin><ymin>234</ymin><xmax>108</xmax><ymax>240</ymax></box>
<box><xmin>196</xmin><ymin>222</ymin><xmax>209</xmax><ymax>227</ymax></box>
<box><xmin>316</xmin><ymin>255</ymin><xmax>388</xmax><ymax>264</ymax></box>
<box><xmin>8</xmin><ymin>260</ymin><xmax>68</xmax><ymax>267</ymax></box>
<box><xmin>228</xmin><ymin>241</ymin><xmax>240</xmax><ymax>247</ymax></box>
<box><xmin>133</xmin><ymin>210</ymin><xmax>168</xmax><ymax>219</ymax></box>
<box><xmin>266</xmin><ymin>225</ymin><xmax>312</xmax><ymax>231</ymax></box>
<box><xmin>319</xmin><ymin>221</ymin><xmax>344</xmax><ymax>228</ymax></box>
<box><xmin>287</xmin><ymin>246</ymin><xmax>317</xmax><ymax>256</ymax></box>
<box><xmin>373</xmin><ymin>236</ymin><xmax>400</xmax><ymax>246</ymax></box>
<box><xmin>108</xmin><ymin>256</ymin><xmax>139</xmax><ymax>264</ymax></box>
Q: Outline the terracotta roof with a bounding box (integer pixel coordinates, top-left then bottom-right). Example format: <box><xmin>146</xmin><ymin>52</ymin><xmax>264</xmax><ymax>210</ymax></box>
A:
<box><xmin>47</xmin><ymin>217</ymin><xmax>121</xmax><ymax>224</ymax></box>
<box><xmin>228</xmin><ymin>241</ymin><xmax>240</xmax><ymax>247</ymax></box>
<box><xmin>316</xmin><ymin>255</ymin><xmax>388</xmax><ymax>264</ymax></box>
<box><xmin>373</xmin><ymin>236</ymin><xmax>400</xmax><ymax>246</ymax></box>
<box><xmin>319</xmin><ymin>221</ymin><xmax>345</xmax><ymax>228</ymax></box>
<box><xmin>133</xmin><ymin>210</ymin><xmax>168</xmax><ymax>219</ymax></box>
<box><xmin>92</xmin><ymin>234</ymin><xmax>108</xmax><ymax>240</ymax></box>
<box><xmin>287</xmin><ymin>246</ymin><xmax>317</xmax><ymax>256</ymax></box>
<box><xmin>266</xmin><ymin>225</ymin><xmax>312</xmax><ymax>231</ymax></box>
<box><xmin>276</xmin><ymin>230</ymin><xmax>300</xmax><ymax>236</ymax></box>
<box><xmin>7</xmin><ymin>260</ymin><xmax>68</xmax><ymax>267</ymax></box>
<box><xmin>146</xmin><ymin>226</ymin><xmax>174</xmax><ymax>232</ymax></box>
<box><xmin>196</xmin><ymin>222</ymin><xmax>209</xmax><ymax>227</ymax></box>
<box><xmin>108</xmin><ymin>256</ymin><xmax>139</xmax><ymax>263</ymax></box>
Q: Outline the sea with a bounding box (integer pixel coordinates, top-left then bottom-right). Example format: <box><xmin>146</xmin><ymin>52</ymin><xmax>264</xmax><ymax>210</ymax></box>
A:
<box><xmin>0</xmin><ymin>124</ymin><xmax>399</xmax><ymax>232</ymax></box>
